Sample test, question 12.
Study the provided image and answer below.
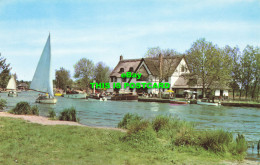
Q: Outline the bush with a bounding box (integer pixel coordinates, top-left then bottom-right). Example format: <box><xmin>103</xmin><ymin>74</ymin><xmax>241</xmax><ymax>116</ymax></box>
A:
<box><xmin>152</xmin><ymin>115</ymin><xmax>170</xmax><ymax>132</ymax></box>
<box><xmin>30</xmin><ymin>105</ymin><xmax>39</xmax><ymax>116</ymax></box>
<box><xmin>118</xmin><ymin>113</ymin><xmax>143</xmax><ymax>129</ymax></box>
<box><xmin>199</xmin><ymin>130</ymin><xmax>233</xmax><ymax>152</ymax></box>
<box><xmin>128</xmin><ymin>120</ymin><xmax>151</xmax><ymax>135</ymax></box>
<box><xmin>0</xmin><ymin>99</ymin><xmax>7</xmax><ymax>110</ymax></box>
<box><xmin>10</xmin><ymin>102</ymin><xmax>31</xmax><ymax>115</ymax></box>
<box><xmin>9</xmin><ymin>102</ymin><xmax>39</xmax><ymax>116</ymax></box>
<box><xmin>59</xmin><ymin>107</ymin><xmax>79</xmax><ymax>122</ymax></box>
<box><xmin>48</xmin><ymin>109</ymin><xmax>56</xmax><ymax>119</ymax></box>
<box><xmin>234</xmin><ymin>133</ymin><xmax>247</xmax><ymax>154</ymax></box>
<box><xmin>174</xmin><ymin>125</ymin><xmax>198</xmax><ymax>146</ymax></box>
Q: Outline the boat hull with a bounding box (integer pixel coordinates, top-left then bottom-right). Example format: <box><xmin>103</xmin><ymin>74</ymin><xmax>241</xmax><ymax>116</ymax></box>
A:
<box><xmin>55</xmin><ymin>93</ymin><xmax>62</xmax><ymax>96</ymax></box>
<box><xmin>36</xmin><ymin>98</ymin><xmax>57</xmax><ymax>104</ymax></box>
<box><xmin>111</xmin><ymin>95</ymin><xmax>138</xmax><ymax>101</ymax></box>
<box><xmin>63</xmin><ymin>93</ymin><xmax>87</xmax><ymax>99</ymax></box>
<box><xmin>197</xmin><ymin>101</ymin><xmax>220</xmax><ymax>106</ymax></box>
<box><xmin>8</xmin><ymin>92</ymin><xmax>18</xmax><ymax>97</ymax></box>
<box><xmin>169</xmin><ymin>100</ymin><xmax>188</xmax><ymax>104</ymax></box>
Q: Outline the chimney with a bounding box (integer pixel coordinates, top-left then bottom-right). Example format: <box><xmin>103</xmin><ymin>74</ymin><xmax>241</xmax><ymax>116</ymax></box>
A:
<box><xmin>120</xmin><ymin>55</ymin><xmax>123</xmax><ymax>61</ymax></box>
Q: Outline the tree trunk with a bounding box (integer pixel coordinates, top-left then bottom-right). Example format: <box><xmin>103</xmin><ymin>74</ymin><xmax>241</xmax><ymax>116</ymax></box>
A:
<box><xmin>239</xmin><ymin>89</ymin><xmax>242</xmax><ymax>100</ymax></box>
<box><xmin>233</xmin><ymin>89</ymin><xmax>235</xmax><ymax>100</ymax></box>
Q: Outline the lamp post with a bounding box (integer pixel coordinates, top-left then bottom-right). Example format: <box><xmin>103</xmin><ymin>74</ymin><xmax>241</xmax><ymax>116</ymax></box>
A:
<box><xmin>93</xmin><ymin>80</ymin><xmax>96</xmax><ymax>94</ymax></box>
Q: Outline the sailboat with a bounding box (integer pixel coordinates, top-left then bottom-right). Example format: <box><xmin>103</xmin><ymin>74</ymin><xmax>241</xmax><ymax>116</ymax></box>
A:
<box><xmin>7</xmin><ymin>75</ymin><xmax>17</xmax><ymax>97</ymax></box>
<box><xmin>30</xmin><ymin>34</ymin><xmax>57</xmax><ymax>104</ymax></box>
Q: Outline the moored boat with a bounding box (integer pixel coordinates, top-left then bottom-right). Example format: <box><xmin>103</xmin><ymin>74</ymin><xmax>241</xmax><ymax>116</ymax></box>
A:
<box><xmin>197</xmin><ymin>98</ymin><xmax>220</xmax><ymax>106</ymax></box>
<box><xmin>63</xmin><ymin>91</ymin><xmax>87</xmax><ymax>99</ymax></box>
<box><xmin>6</xmin><ymin>75</ymin><xmax>17</xmax><ymax>97</ymax></box>
<box><xmin>55</xmin><ymin>93</ymin><xmax>63</xmax><ymax>97</ymax></box>
<box><xmin>169</xmin><ymin>100</ymin><xmax>188</xmax><ymax>104</ymax></box>
<box><xmin>111</xmin><ymin>93</ymin><xmax>138</xmax><ymax>101</ymax></box>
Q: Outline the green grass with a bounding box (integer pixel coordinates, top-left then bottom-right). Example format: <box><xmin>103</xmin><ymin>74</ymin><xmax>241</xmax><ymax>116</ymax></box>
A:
<box><xmin>0</xmin><ymin>116</ymin><xmax>238</xmax><ymax>165</ymax></box>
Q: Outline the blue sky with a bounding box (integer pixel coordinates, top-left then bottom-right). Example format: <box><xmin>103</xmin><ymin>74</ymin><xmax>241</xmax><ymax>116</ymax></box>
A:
<box><xmin>0</xmin><ymin>0</ymin><xmax>259</xmax><ymax>81</ymax></box>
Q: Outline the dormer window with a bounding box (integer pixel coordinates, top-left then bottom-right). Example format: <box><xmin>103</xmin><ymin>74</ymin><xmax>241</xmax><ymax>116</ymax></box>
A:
<box><xmin>129</xmin><ymin>67</ymin><xmax>134</xmax><ymax>72</ymax></box>
<box><xmin>119</xmin><ymin>68</ymin><xmax>124</xmax><ymax>73</ymax></box>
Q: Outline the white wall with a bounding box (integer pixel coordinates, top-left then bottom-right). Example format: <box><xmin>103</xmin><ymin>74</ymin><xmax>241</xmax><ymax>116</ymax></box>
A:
<box><xmin>170</xmin><ymin>58</ymin><xmax>190</xmax><ymax>88</ymax></box>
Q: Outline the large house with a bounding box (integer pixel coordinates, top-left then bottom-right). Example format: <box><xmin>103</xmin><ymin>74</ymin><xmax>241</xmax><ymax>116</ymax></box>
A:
<box><xmin>108</xmin><ymin>55</ymin><xmax>228</xmax><ymax>98</ymax></box>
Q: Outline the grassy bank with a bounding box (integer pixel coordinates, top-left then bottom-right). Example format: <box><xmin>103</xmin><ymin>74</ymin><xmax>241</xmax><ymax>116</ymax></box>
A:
<box><xmin>0</xmin><ymin>115</ymin><xmax>247</xmax><ymax>164</ymax></box>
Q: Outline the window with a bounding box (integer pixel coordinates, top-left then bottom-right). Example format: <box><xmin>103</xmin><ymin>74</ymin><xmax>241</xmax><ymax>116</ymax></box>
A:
<box><xmin>119</xmin><ymin>68</ymin><xmax>124</xmax><ymax>73</ymax></box>
<box><xmin>137</xmin><ymin>76</ymin><xmax>148</xmax><ymax>81</ymax></box>
<box><xmin>115</xmin><ymin>77</ymin><xmax>117</xmax><ymax>82</ymax></box>
<box><xmin>129</xmin><ymin>67</ymin><xmax>134</xmax><ymax>72</ymax></box>
<box><xmin>122</xmin><ymin>78</ymin><xmax>126</xmax><ymax>82</ymax></box>
<box><xmin>164</xmin><ymin>77</ymin><xmax>168</xmax><ymax>82</ymax></box>
<box><xmin>181</xmin><ymin>66</ymin><xmax>185</xmax><ymax>72</ymax></box>
<box><xmin>110</xmin><ymin>77</ymin><xmax>113</xmax><ymax>82</ymax></box>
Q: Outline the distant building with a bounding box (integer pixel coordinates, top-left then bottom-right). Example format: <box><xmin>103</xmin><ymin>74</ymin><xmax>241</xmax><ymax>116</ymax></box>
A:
<box><xmin>18</xmin><ymin>83</ymin><xmax>29</xmax><ymax>90</ymax></box>
<box><xmin>108</xmin><ymin>55</ymin><xmax>228</xmax><ymax>98</ymax></box>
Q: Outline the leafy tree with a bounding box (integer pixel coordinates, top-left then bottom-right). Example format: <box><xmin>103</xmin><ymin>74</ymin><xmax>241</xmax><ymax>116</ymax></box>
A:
<box><xmin>224</xmin><ymin>46</ymin><xmax>241</xmax><ymax>99</ymax></box>
<box><xmin>0</xmin><ymin>53</ymin><xmax>11</xmax><ymax>88</ymax></box>
<box><xmin>55</xmin><ymin>67</ymin><xmax>72</xmax><ymax>90</ymax></box>
<box><xmin>94</xmin><ymin>62</ymin><xmax>110</xmax><ymax>84</ymax></box>
<box><xmin>186</xmin><ymin>38</ymin><xmax>231</xmax><ymax>98</ymax></box>
<box><xmin>243</xmin><ymin>46</ymin><xmax>260</xmax><ymax>99</ymax></box>
<box><xmin>240</xmin><ymin>46</ymin><xmax>256</xmax><ymax>98</ymax></box>
<box><xmin>74</xmin><ymin>58</ymin><xmax>94</xmax><ymax>90</ymax></box>
<box><xmin>145</xmin><ymin>47</ymin><xmax>180</xmax><ymax>97</ymax></box>
<box><xmin>253</xmin><ymin>47</ymin><xmax>260</xmax><ymax>100</ymax></box>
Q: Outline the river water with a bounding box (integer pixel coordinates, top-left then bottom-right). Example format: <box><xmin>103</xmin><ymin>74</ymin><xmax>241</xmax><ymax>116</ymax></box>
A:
<box><xmin>1</xmin><ymin>91</ymin><xmax>260</xmax><ymax>161</ymax></box>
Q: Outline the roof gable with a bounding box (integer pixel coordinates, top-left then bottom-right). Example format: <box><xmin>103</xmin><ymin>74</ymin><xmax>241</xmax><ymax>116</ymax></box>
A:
<box><xmin>110</xmin><ymin>59</ymin><xmax>142</xmax><ymax>77</ymax></box>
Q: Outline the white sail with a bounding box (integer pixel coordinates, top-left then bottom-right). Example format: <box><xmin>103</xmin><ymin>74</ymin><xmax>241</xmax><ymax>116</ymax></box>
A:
<box><xmin>6</xmin><ymin>76</ymin><xmax>16</xmax><ymax>90</ymax></box>
<box><xmin>30</xmin><ymin>34</ymin><xmax>54</xmax><ymax>97</ymax></box>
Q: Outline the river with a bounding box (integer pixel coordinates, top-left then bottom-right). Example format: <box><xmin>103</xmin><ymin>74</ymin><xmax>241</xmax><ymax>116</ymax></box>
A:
<box><xmin>1</xmin><ymin>91</ymin><xmax>260</xmax><ymax>161</ymax></box>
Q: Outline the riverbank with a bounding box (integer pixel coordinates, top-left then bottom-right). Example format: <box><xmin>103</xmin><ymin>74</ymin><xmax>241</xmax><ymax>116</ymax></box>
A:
<box><xmin>0</xmin><ymin>113</ymin><xmax>258</xmax><ymax>164</ymax></box>
<box><xmin>138</xmin><ymin>97</ymin><xmax>260</xmax><ymax>108</ymax></box>
<box><xmin>0</xmin><ymin>112</ymin><xmax>126</xmax><ymax>132</ymax></box>
<box><xmin>221</xmin><ymin>102</ymin><xmax>260</xmax><ymax>108</ymax></box>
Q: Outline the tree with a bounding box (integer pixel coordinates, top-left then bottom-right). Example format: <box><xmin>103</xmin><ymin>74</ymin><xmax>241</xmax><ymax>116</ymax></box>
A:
<box><xmin>55</xmin><ymin>67</ymin><xmax>72</xmax><ymax>90</ymax></box>
<box><xmin>0</xmin><ymin>53</ymin><xmax>11</xmax><ymax>88</ymax></box>
<box><xmin>74</xmin><ymin>58</ymin><xmax>94</xmax><ymax>90</ymax></box>
<box><xmin>94</xmin><ymin>62</ymin><xmax>110</xmax><ymax>84</ymax></box>
<box><xmin>224</xmin><ymin>46</ymin><xmax>241</xmax><ymax>99</ymax></box>
<box><xmin>186</xmin><ymin>38</ymin><xmax>232</xmax><ymax>98</ymax></box>
<box><xmin>240</xmin><ymin>46</ymin><xmax>256</xmax><ymax>98</ymax></box>
<box><xmin>145</xmin><ymin>47</ymin><xmax>180</xmax><ymax>97</ymax></box>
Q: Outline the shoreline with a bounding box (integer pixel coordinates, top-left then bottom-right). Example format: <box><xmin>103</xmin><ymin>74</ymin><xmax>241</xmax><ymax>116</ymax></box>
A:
<box><xmin>0</xmin><ymin>112</ymin><xmax>126</xmax><ymax>132</ymax></box>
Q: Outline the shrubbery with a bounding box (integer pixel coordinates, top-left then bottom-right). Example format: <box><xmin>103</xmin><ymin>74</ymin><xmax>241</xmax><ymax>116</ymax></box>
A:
<box><xmin>117</xmin><ymin>113</ymin><xmax>142</xmax><ymax>129</ymax></box>
<box><xmin>59</xmin><ymin>107</ymin><xmax>79</xmax><ymax>122</ymax></box>
<box><xmin>9</xmin><ymin>102</ymin><xmax>39</xmax><ymax>115</ymax></box>
<box><xmin>48</xmin><ymin>109</ymin><xmax>56</xmax><ymax>119</ymax></box>
<box><xmin>0</xmin><ymin>99</ymin><xmax>7</xmax><ymax>110</ymax></box>
<box><xmin>118</xmin><ymin>113</ymin><xmax>248</xmax><ymax>158</ymax></box>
